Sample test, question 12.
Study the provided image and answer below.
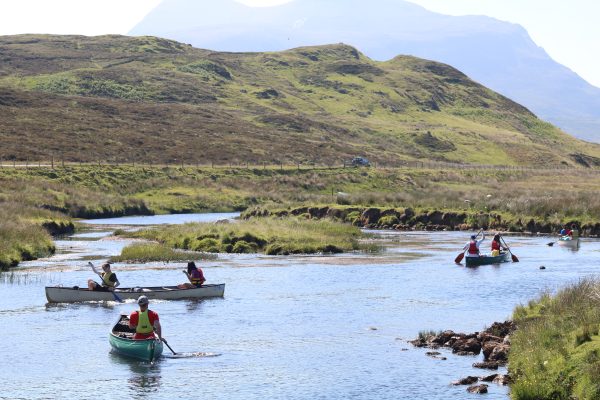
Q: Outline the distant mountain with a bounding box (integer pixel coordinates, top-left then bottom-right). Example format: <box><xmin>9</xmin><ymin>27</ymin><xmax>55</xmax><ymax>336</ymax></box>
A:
<box><xmin>130</xmin><ymin>0</ymin><xmax>600</xmax><ymax>142</ymax></box>
<box><xmin>2</xmin><ymin>35</ymin><xmax>600</xmax><ymax>167</ymax></box>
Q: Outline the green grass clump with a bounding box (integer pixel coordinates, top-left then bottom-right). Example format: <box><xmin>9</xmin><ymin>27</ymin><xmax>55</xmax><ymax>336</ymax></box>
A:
<box><xmin>509</xmin><ymin>279</ymin><xmax>600</xmax><ymax>399</ymax></box>
<box><xmin>127</xmin><ymin>217</ymin><xmax>370</xmax><ymax>255</ymax></box>
<box><xmin>110</xmin><ymin>242</ymin><xmax>217</xmax><ymax>263</ymax></box>
<box><xmin>0</xmin><ymin>207</ymin><xmax>56</xmax><ymax>270</ymax></box>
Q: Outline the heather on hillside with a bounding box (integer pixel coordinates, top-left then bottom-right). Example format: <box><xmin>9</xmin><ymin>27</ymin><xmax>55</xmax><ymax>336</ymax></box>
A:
<box><xmin>1</xmin><ymin>35</ymin><xmax>598</xmax><ymax>167</ymax></box>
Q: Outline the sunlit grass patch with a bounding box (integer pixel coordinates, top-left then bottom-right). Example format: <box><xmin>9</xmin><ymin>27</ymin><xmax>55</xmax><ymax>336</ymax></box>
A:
<box><xmin>510</xmin><ymin>279</ymin><xmax>600</xmax><ymax>399</ymax></box>
<box><xmin>127</xmin><ymin>217</ymin><xmax>373</xmax><ymax>255</ymax></box>
<box><xmin>110</xmin><ymin>242</ymin><xmax>217</xmax><ymax>263</ymax></box>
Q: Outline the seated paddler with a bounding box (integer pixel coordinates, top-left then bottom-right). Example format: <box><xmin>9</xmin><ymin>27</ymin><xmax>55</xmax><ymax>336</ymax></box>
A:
<box><xmin>129</xmin><ymin>296</ymin><xmax>162</xmax><ymax>341</ymax></box>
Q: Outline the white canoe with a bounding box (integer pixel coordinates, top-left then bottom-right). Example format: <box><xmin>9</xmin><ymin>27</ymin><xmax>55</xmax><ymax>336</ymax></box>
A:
<box><xmin>558</xmin><ymin>237</ymin><xmax>580</xmax><ymax>247</ymax></box>
<box><xmin>45</xmin><ymin>284</ymin><xmax>225</xmax><ymax>303</ymax></box>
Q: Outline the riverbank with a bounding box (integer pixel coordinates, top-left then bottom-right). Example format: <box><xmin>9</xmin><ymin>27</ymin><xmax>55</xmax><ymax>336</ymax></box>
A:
<box><xmin>119</xmin><ymin>218</ymin><xmax>374</xmax><ymax>255</ymax></box>
<box><xmin>243</xmin><ymin>205</ymin><xmax>600</xmax><ymax>237</ymax></box>
<box><xmin>3</xmin><ymin>165</ymin><xmax>600</xmax><ymax>268</ymax></box>
<box><xmin>509</xmin><ymin>279</ymin><xmax>600</xmax><ymax>399</ymax></box>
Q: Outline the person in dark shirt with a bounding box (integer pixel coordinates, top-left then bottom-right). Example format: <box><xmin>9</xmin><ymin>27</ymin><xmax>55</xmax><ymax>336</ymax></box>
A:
<box><xmin>87</xmin><ymin>262</ymin><xmax>120</xmax><ymax>292</ymax></box>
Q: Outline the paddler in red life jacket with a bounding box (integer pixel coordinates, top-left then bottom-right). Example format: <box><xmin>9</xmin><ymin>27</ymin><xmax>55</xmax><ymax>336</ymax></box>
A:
<box><xmin>490</xmin><ymin>234</ymin><xmax>507</xmax><ymax>257</ymax></box>
<box><xmin>463</xmin><ymin>233</ymin><xmax>486</xmax><ymax>257</ymax></box>
<box><xmin>129</xmin><ymin>296</ymin><xmax>162</xmax><ymax>341</ymax></box>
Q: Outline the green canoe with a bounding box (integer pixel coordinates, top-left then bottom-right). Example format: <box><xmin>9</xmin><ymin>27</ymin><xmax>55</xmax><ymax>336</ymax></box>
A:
<box><xmin>109</xmin><ymin>315</ymin><xmax>163</xmax><ymax>362</ymax></box>
<box><xmin>465</xmin><ymin>252</ymin><xmax>511</xmax><ymax>267</ymax></box>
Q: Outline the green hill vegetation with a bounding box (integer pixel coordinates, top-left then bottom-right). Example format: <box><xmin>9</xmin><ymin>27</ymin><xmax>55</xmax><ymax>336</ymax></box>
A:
<box><xmin>510</xmin><ymin>279</ymin><xmax>600</xmax><ymax>399</ymax></box>
<box><xmin>1</xmin><ymin>34</ymin><xmax>599</xmax><ymax>166</ymax></box>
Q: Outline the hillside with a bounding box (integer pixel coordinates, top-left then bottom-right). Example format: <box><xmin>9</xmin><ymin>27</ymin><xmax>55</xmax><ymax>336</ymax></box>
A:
<box><xmin>130</xmin><ymin>0</ymin><xmax>600</xmax><ymax>143</ymax></box>
<box><xmin>0</xmin><ymin>34</ymin><xmax>599</xmax><ymax>166</ymax></box>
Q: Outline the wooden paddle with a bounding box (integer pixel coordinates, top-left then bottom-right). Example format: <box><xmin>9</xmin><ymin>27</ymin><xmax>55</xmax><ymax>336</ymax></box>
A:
<box><xmin>455</xmin><ymin>229</ymin><xmax>483</xmax><ymax>263</ymax></box>
<box><xmin>162</xmin><ymin>338</ymin><xmax>177</xmax><ymax>355</ymax></box>
<box><xmin>88</xmin><ymin>262</ymin><xmax>123</xmax><ymax>302</ymax></box>
<box><xmin>500</xmin><ymin>236</ymin><xmax>519</xmax><ymax>262</ymax></box>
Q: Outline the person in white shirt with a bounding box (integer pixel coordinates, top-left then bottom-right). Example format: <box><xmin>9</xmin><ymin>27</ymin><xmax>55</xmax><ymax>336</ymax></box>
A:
<box><xmin>463</xmin><ymin>233</ymin><xmax>486</xmax><ymax>257</ymax></box>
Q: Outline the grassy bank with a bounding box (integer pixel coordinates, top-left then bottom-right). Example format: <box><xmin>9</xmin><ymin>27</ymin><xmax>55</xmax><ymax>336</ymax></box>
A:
<box><xmin>0</xmin><ymin>205</ymin><xmax>58</xmax><ymax>269</ymax></box>
<box><xmin>122</xmin><ymin>218</ymin><xmax>373</xmax><ymax>255</ymax></box>
<box><xmin>109</xmin><ymin>243</ymin><xmax>218</xmax><ymax>263</ymax></box>
<box><xmin>509</xmin><ymin>279</ymin><xmax>600</xmax><ymax>399</ymax></box>
<box><xmin>3</xmin><ymin>164</ymin><xmax>600</xmax><ymax>267</ymax></box>
<box><xmin>3</xmin><ymin>165</ymin><xmax>600</xmax><ymax>222</ymax></box>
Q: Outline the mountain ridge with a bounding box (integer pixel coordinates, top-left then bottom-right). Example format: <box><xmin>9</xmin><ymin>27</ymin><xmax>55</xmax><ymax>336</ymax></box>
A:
<box><xmin>129</xmin><ymin>0</ymin><xmax>600</xmax><ymax>142</ymax></box>
<box><xmin>1</xmin><ymin>34</ymin><xmax>599</xmax><ymax>167</ymax></box>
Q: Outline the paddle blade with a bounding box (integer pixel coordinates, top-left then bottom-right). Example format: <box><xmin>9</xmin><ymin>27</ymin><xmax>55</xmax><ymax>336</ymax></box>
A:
<box><xmin>511</xmin><ymin>254</ymin><xmax>519</xmax><ymax>263</ymax></box>
<box><xmin>110</xmin><ymin>290</ymin><xmax>123</xmax><ymax>303</ymax></box>
<box><xmin>455</xmin><ymin>252</ymin><xmax>465</xmax><ymax>264</ymax></box>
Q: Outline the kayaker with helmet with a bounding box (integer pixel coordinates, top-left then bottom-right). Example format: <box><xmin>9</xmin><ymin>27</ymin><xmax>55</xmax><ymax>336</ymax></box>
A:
<box><xmin>129</xmin><ymin>296</ymin><xmax>162</xmax><ymax>341</ymax></box>
<box><xmin>463</xmin><ymin>232</ymin><xmax>486</xmax><ymax>257</ymax></box>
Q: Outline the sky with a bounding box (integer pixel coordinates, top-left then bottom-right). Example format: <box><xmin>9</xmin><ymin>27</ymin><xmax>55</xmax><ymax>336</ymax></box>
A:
<box><xmin>0</xmin><ymin>0</ymin><xmax>598</xmax><ymax>87</ymax></box>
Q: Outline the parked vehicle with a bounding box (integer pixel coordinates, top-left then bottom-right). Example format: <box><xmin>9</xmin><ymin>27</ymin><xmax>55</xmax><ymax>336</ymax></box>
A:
<box><xmin>350</xmin><ymin>157</ymin><xmax>370</xmax><ymax>167</ymax></box>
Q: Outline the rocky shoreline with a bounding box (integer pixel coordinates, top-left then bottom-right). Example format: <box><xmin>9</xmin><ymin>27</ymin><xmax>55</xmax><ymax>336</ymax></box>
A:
<box><xmin>243</xmin><ymin>206</ymin><xmax>600</xmax><ymax>237</ymax></box>
<box><xmin>409</xmin><ymin>321</ymin><xmax>515</xmax><ymax>394</ymax></box>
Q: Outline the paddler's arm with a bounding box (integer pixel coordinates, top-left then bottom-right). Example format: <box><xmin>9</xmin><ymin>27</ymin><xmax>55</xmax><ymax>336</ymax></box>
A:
<box><xmin>154</xmin><ymin>320</ymin><xmax>162</xmax><ymax>341</ymax></box>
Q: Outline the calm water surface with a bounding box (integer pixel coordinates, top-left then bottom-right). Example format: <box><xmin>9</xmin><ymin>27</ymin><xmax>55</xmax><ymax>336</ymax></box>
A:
<box><xmin>2</xmin><ymin>215</ymin><xmax>598</xmax><ymax>400</ymax></box>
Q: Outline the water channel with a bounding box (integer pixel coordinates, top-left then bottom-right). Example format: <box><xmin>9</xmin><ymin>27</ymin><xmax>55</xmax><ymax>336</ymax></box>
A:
<box><xmin>1</xmin><ymin>213</ymin><xmax>598</xmax><ymax>399</ymax></box>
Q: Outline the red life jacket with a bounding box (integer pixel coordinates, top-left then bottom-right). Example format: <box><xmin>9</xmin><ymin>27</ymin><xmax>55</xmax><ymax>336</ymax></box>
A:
<box><xmin>491</xmin><ymin>241</ymin><xmax>501</xmax><ymax>251</ymax></box>
<box><xmin>468</xmin><ymin>240</ymin><xmax>479</xmax><ymax>255</ymax></box>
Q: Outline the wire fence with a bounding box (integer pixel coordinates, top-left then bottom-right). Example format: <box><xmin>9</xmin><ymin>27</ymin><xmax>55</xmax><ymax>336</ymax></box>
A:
<box><xmin>0</xmin><ymin>157</ymin><xmax>597</xmax><ymax>174</ymax></box>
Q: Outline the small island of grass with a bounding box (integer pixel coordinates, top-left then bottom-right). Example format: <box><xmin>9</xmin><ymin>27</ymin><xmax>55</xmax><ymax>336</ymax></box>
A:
<box><xmin>109</xmin><ymin>242</ymin><xmax>218</xmax><ymax>263</ymax></box>
<box><xmin>119</xmin><ymin>217</ymin><xmax>375</xmax><ymax>256</ymax></box>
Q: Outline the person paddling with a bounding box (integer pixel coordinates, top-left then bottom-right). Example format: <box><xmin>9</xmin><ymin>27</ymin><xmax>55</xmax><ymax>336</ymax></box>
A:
<box><xmin>570</xmin><ymin>224</ymin><xmax>579</xmax><ymax>239</ymax></box>
<box><xmin>490</xmin><ymin>234</ymin><xmax>507</xmax><ymax>257</ymax></box>
<box><xmin>178</xmin><ymin>261</ymin><xmax>206</xmax><ymax>289</ymax></box>
<box><xmin>129</xmin><ymin>295</ymin><xmax>162</xmax><ymax>341</ymax></box>
<box><xmin>87</xmin><ymin>262</ymin><xmax>120</xmax><ymax>292</ymax></box>
<box><xmin>463</xmin><ymin>232</ymin><xmax>485</xmax><ymax>258</ymax></box>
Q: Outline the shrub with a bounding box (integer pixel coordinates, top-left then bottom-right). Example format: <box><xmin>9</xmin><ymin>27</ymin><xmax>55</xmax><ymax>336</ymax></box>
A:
<box><xmin>232</xmin><ymin>240</ymin><xmax>258</xmax><ymax>253</ymax></box>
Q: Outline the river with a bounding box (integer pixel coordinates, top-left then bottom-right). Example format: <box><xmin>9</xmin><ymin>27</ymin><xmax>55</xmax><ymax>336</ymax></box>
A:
<box><xmin>1</xmin><ymin>214</ymin><xmax>597</xmax><ymax>399</ymax></box>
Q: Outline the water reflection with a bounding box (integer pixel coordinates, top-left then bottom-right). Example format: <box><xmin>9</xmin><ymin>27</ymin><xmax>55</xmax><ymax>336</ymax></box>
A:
<box><xmin>45</xmin><ymin>301</ymin><xmax>118</xmax><ymax>311</ymax></box>
<box><xmin>185</xmin><ymin>299</ymin><xmax>207</xmax><ymax>312</ymax></box>
<box><xmin>109</xmin><ymin>353</ymin><xmax>162</xmax><ymax>397</ymax></box>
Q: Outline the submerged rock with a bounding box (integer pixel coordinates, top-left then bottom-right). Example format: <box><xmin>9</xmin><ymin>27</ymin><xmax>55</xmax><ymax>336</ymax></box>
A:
<box><xmin>467</xmin><ymin>384</ymin><xmax>488</xmax><ymax>394</ymax></box>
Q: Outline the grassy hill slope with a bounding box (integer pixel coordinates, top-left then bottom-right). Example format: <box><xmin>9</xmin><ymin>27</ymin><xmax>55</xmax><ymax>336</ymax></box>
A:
<box><xmin>1</xmin><ymin>34</ymin><xmax>599</xmax><ymax>166</ymax></box>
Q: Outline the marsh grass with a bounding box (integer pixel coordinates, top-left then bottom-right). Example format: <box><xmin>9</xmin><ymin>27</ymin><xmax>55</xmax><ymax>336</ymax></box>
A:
<box><xmin>128</xmin><ymin>218</ymin><xmax>371</xmax><ymax>255</ymax></box>
<box><xmin>510</xmin><ymin>279</ymin><xmax>600</xmax><ymax>399</ymax></box>
<box><xmin>110</xmin><ymin>242</ymin><xmax>217</xmax><ymax>263</ymax></box>
<box><xmin>0</xmin><ymin>271</ymin><xmax>45</xmax><ymax>285</ymax></box>
<box><xmin>3</xmin><ymin>165</ymin><xmax>600</xmax><ymax>268</ymax></box>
